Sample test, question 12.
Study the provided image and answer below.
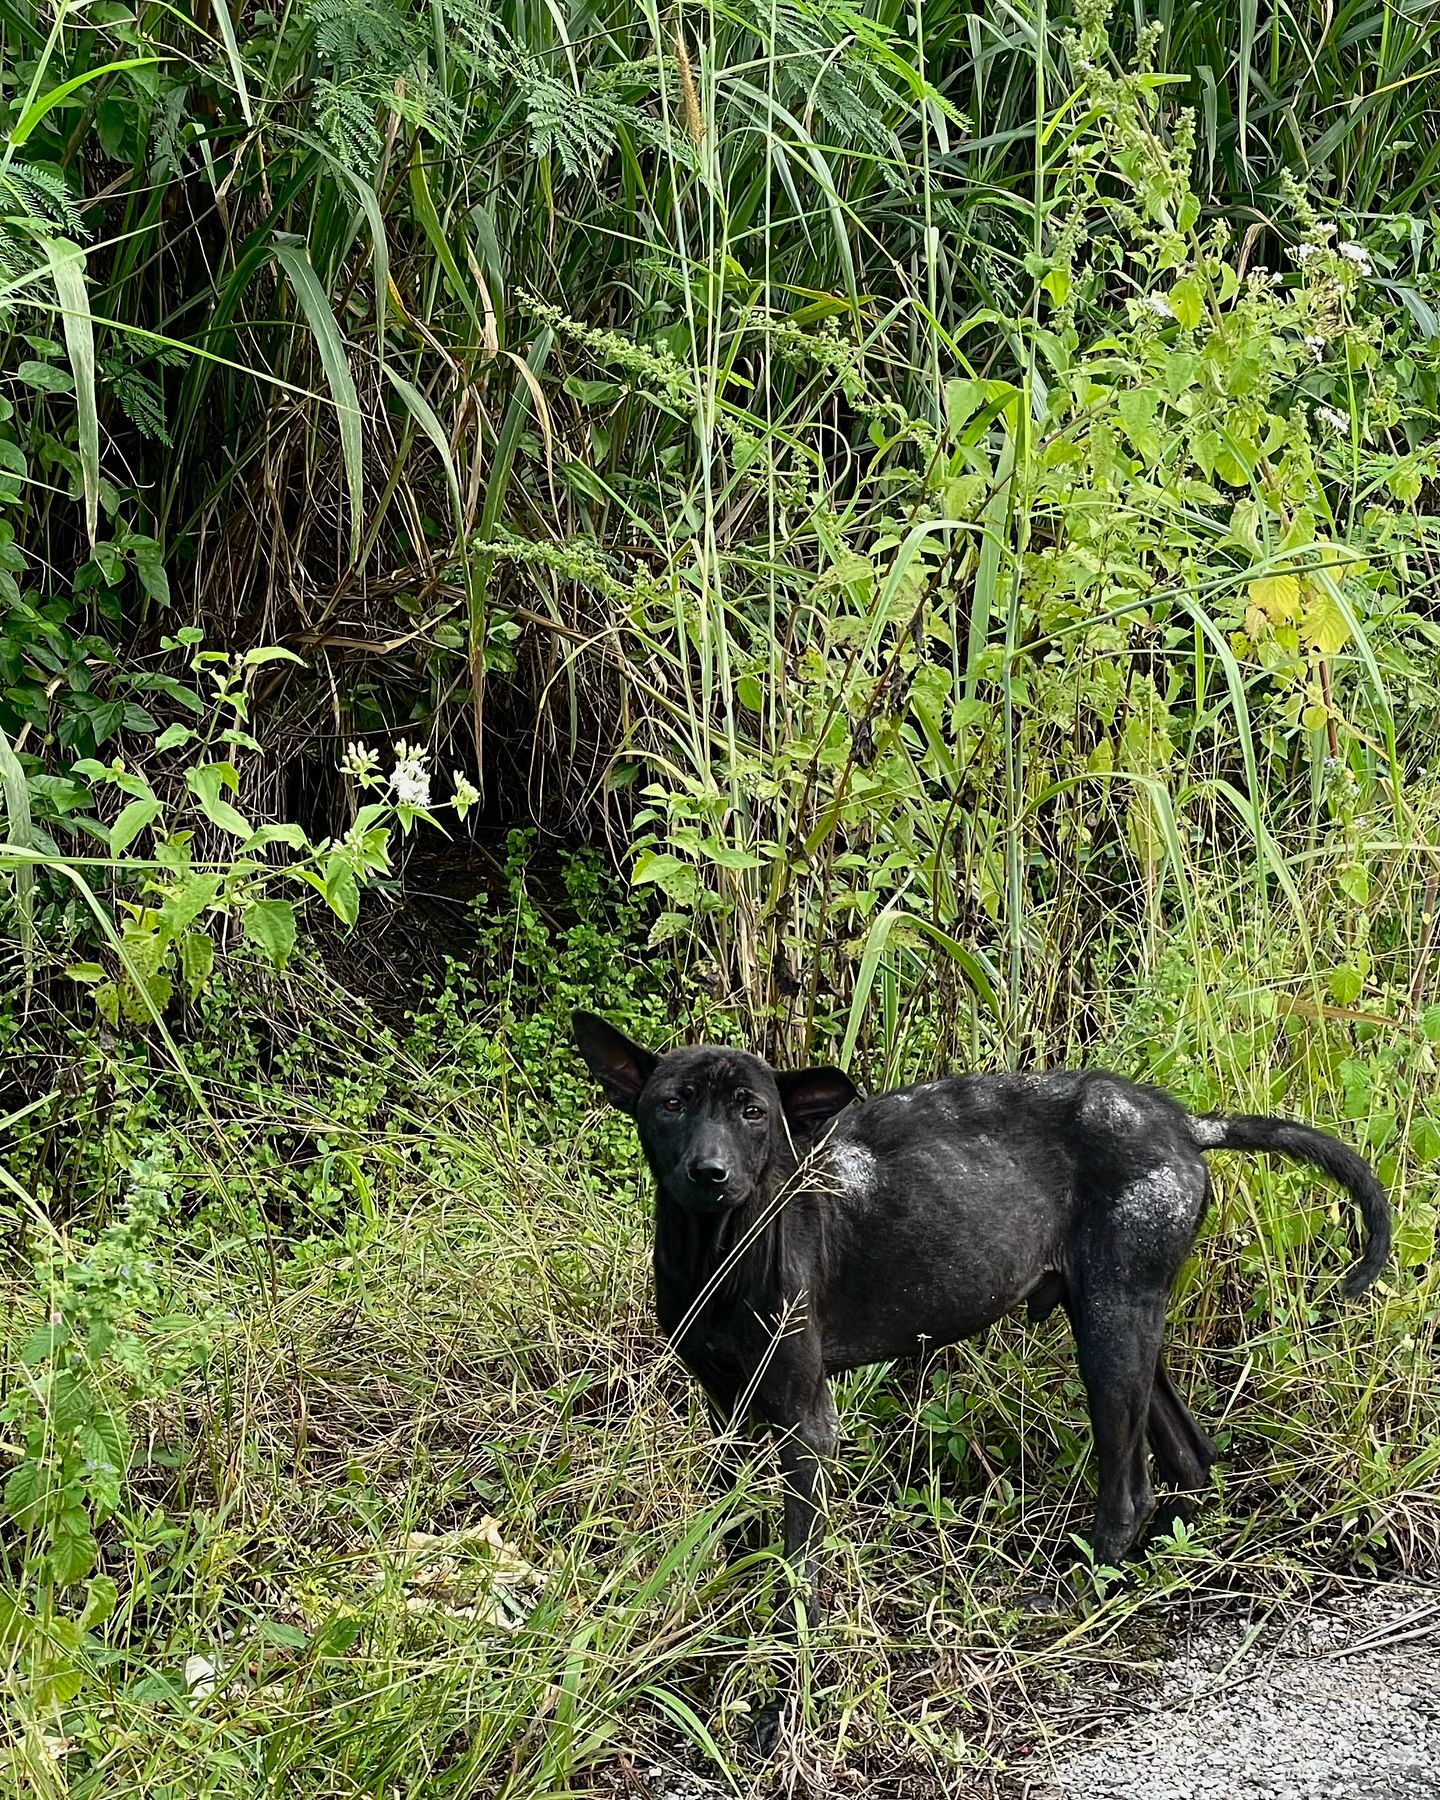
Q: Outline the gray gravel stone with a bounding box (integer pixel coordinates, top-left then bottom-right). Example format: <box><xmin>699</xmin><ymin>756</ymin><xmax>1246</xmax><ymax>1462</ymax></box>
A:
<box><xmin>1038</xmin><ymin>1582</ymin><xmax>1440</xmax><ymax>1800</ymax></box>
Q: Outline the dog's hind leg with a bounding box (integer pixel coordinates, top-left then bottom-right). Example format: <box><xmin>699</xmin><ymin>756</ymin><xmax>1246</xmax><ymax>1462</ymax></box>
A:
<box><xmin>1070</xmin><ymin>1288</ymin><xmax>1167</xmax><ymax>1566</ymax></box>
<box><xmin>1143</xmin><ymin>1358</ymin><xmax>1217</xmax><ymax>1543</ymax></box>
<box><xmin>1147</xmin><ymin>1358</ymin><xmax>1217</xmax><ymax>1492</ymax></box>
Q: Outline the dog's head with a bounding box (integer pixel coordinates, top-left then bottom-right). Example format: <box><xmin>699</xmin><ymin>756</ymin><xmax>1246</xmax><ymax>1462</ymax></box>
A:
<box><xmin>572</xmin><ymin>1011</ymin><xmax>860</xmax><ymax>1212</ymax></box>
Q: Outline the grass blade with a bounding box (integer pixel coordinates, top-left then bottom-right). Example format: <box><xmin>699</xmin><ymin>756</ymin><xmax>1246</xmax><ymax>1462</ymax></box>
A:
<box><xmin>273</xmin><ymin>234</ymin><xmax>365</xmax><ymax>566</ymax></box>
<box><xmin>41</xmin><ymin>236</ymin><xmax>98</xmax><ymax>545</ymax></box>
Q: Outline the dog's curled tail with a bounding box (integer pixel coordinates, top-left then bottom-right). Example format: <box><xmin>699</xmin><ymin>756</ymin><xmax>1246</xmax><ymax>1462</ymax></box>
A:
<box><xmin>1188</xmin><ymin>1111</ymin><xmax>1391</xmax><ymax>1296</ymax></box>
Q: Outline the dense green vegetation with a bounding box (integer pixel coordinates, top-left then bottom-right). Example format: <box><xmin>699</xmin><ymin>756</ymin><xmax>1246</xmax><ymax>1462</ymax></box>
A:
<box><xmin>2</xmin><ymin>0</ymin><xmax>1439</xmax><ymax>1790</ymax></box>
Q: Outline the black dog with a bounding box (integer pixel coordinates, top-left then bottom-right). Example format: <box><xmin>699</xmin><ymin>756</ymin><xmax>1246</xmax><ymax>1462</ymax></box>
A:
<box><xmin>573</xmin><ymin>1013</ymin><xmax>1390</xmax><ymax>1733</ymax></box>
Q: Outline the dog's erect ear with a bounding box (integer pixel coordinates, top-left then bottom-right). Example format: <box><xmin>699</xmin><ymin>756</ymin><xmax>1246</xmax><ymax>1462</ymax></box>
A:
<box><xmin>775</xmin><ymin>1065</ymin><xmax>861</xmax><ymax>1132</ymax></box>
<box><xmin>571</xmin><ymin>1010</ymin><xmax>657</xmax><ymax>1113</ymax></box>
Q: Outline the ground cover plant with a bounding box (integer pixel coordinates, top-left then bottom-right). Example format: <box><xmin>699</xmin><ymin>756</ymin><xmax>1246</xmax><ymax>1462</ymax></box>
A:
<box><xmin>2</xmin><ymin>0</ymin><xmax>1440</xmax><ymax>1791</ymax></box>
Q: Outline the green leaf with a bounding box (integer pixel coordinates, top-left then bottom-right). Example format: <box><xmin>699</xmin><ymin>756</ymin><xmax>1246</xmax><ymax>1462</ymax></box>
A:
<box><xmin>17</xmin><ymin>358</ymin><xmax>73</xmax><ymax>393</ymax></box>
<box><xmin>381</xmin><ymin>364</ymin><xmax>464</xmax><ymax>532</ymax></box>
<box><xmin>154</xmin><ymin>724</ymin><xmax>192</xmax><ymax>751</ymax></box>
<box><xmin>1337</xmin><ymin>865</ymin><xmax>1370</xmax><ymax>905</ymax></box>
<box><xmin>109</xmin><ymin>795</ymin><xmax>161</xmax><ymax>855</ymax></box>
<box><xmin>11</xmin><ymin>58</ymin><xmax>165</xmax><ymax>145</ymax></box>
<box><xmin>1421</xmin><ymin>1006</ymin><xmax>1440</xmax><ymax>1045</ymax></box>
<box><xmin>273</xmin><ymin>237</ymin><xmax>364</xmax><ymax>565</ymax></box>
<box><xmin>22</xmin><ymin>1320</ymin><xmax>69</xmax><ymax>1365</ymax></box>
<box><xmin>1328</xmin><ymin>964</ymin><xmax>1365</xmax><ymax>1004</ymax></box>
<box><xmin>158</xmin><ymin>873</ymin><xmax>223</xmax><ymax>935</ymax></box>
<box><xmin>241</xmin><ymin>823</ymin><xmax>309</xmax><ymax>852</ymax></box>
<box><xmin>209</xmin><ymin>0</ymin><xmax>253</xmax><ymax>125</ymax></box>
<box><xmin>325</xmin><ymin>864</ymin><xmax>360</xmax><ymax>927</ymax></box>
<box><xmin>240</xmin><ymin>646</ymin><xmax>305</xmax><ymax>669</ymax></box>
<box><xmin>185</xmin><ymin>762</ymin><xmax>252</xmax><ymax>838</ymax></box>
<box><xmin>179</xmin><ymin>930</ymin><xmax>215</xmax><ymax>998</ymax></box>
<box><xmin>49</xmin><ymin>1524</ymin><xmax>99</xmax><ymax>1588</ymax></box>
<box><xmin>1167</xmin><ymin>275</ymin><xmax>1204</xmax><ymax>330</ymax></box>
<box><xmin>1409</xmin><ymin>1117</ymin><xmax>1440</xmax><ymax>1163</ymax></box>
<box><xmin>131</xmin><ymin>536</ymin><xmax>170</xmax><ymax>606</ymax></box>
<box><xmin>1301</xmin><ymin>585</ymin><xmax>1350</xmax><ymax>657</ymax></box>
<box><xmin>244</xmin><ymin>899</ymin><xmax>297</xmax><ymax>970</ymax></box>
<box><xmin>81</xmin><ymin>1574</ymin><xmax>119</xmax><ymax>1631</ymax></box>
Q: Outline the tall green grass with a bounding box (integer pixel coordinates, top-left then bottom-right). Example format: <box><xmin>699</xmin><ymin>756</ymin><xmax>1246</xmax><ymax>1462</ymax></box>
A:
<box><xmin>3</xmin><ymin>0</ymin><xmax>1440</xmax><ymax>1791</ymax></box>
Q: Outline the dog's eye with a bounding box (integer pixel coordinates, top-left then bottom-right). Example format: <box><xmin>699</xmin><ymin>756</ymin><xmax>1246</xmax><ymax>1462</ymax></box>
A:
<box><xmin>661</xmin><ymin>1096</ymin><xmax>684</xmax><ymax>1114</ymax></box>
<box><xmin>742</xmin><ymin>1103</ymin><xmax>766</xmax><ymax>1122</ymax></box>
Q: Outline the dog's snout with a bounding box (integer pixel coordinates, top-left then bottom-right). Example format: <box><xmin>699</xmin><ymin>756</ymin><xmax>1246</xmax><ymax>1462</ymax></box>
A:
<box><xmin>689</xmin><ymin>1157</ymin><xmax>730</xmax><ymax>1187</ymax></box>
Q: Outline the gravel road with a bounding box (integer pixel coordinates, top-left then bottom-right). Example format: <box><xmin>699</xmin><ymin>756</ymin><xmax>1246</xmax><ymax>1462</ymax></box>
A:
<box><xmin>1033</xmin><ymin>1581</ymin><xmax>1440</xmax><ymax>1800</ymax></box>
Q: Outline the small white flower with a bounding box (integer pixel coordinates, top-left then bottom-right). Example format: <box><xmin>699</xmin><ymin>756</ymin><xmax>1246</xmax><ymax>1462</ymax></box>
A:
<box><xmin>1294</xmin><ymin>243</ymin><xmax>1322</xmax><ymax>263</ymax></box>
<box><xmin>1304</xmin><ymin>334</ymin><xmax>1327</xmax><ymax>359</ymax></box>
<box><xmin>452</xmin><ymin>770</ymin><xmax>481</xmax><ymax>820</ymax></box>
<box><xmin>1143</xmin><ymin>293</ymin><xmax>1175</xmax><ymax>318</ymax></box>
<box><xmin>1317</xmin><ymin>405</ymin><xmax>1351</xmax><ymax>436</ymax></box>
<box><xmin>339</xmin><ymin>740</ymin><xmax>380</xmax><ymax>779</ymax></box>
<box><xmin>390</xmin><ymin>764</ymin><xmax>432</xmax><ymax>809</ymax></box>
<box><xmin>1337</xmin><ymin>241</ymin><xmax>1372</xmax><ymax>273</ymax></box>
<box><xmin>185</xmin><ymin>1653</ymin><xmax>218</xmax><ymax>1698</ymax></box>
<box><xmin>389</xmin><ymin>740</ymin><xmax>432</xmax><ymax>809</ymax></box>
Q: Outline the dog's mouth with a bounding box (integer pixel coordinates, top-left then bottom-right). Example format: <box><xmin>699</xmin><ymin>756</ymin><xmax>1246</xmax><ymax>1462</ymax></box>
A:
<box><xmin>679</xmin><ymin>1178</ymin><xmax>749</xmax><ymax>1212</ymax></box>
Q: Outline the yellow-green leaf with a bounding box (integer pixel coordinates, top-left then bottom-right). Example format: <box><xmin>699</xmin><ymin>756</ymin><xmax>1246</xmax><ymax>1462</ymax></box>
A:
<box><xmin>1248</xmin><ymin>572</ymin><xmax>1300</xmax><ymax>623</ymax></box>
<box><xmin>1301</xmin><ymin>585</ymin><xmax>1350</xmax><ymax>656</ymax></box>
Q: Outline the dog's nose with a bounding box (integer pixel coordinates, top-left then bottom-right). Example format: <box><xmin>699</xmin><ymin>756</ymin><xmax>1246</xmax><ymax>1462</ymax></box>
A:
<box><xmin>689</xmin><ymin>1158</ymin><xmax>729</xmax><ymax>1187</ymax></box>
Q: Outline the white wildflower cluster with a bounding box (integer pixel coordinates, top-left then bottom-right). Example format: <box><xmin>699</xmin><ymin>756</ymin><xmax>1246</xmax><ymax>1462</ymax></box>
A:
<box><xmin>1318</xmin><ymin>405</ymin><xmax>1352</xmax><ymax>437</ymax></box>
<box><xmin>1143</xmin><ymin>293</ymin><xmax>1175</xmax><ymax>319</ymax></box>
<box><xmin>389</xmin><ymin>740</ymin><xmax>432</xmax><ymax>810</ymax></box>
<box><xmin>452</xmin><ymin>770</ymin><xmax>481</xmax><ymax>822</ymax></box>
<box><xmin>344</xmin><ymin>736</ymin><xmax>479</xmax><ymax>819</ymax></box>
<box><xmin>1304</xmin><ymin>334</ymin><xmax>1327</xmax><ymax>360</ymax></box>
<box><xmin>339</xmin><ymin>740</ymin><xmax>380</xmax><ymax>779</ymax></box>
<box><xmin>1292</xmin><ymin>228</ymin><xmax>1372</xmax><ymax>277</ymax></box>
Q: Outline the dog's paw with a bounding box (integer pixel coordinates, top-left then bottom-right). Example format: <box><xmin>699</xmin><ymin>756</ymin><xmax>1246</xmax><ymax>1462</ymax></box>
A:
<box><xmin>750</xmin><ymin>1697</ymin><xmax>786</xmax><ymax>1758</ymax></box>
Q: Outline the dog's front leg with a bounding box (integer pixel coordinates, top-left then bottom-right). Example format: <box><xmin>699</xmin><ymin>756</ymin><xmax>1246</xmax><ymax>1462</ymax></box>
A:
<box><xmin>776</xmin><ymin>1380</ymin><xmax>839</xmax><ymax>1612</ymax></box>
<box><xmin>749</xmin><ymin>1376</ymin><xmax>838</xmax><ymax>1757</ymax></box>
<box><xmin>702</xmin><ymin>1389</ymin><xmax>766</xmax><ymax>1564</ymax></box>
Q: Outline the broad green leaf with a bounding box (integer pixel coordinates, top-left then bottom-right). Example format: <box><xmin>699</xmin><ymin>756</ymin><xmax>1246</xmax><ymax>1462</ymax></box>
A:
<box><xmin>1410</xmin><ymin>1117</ymin><xmax>1440</xmax><ymax>1163</ymax></box>
<box><xmin>22</xmin><ymin>1320</ymin><xmax>69</xmax><ymax>1365</ymax></box>
<box><xmin>185</xmin><ymin>762</ymin><xmax>252</xmax><ymax>838</ymax></box>
<box><xmin>179</xmin><ymin>930</ymin><xmax>215</xmax><ymax>997</ymax></box>
<box><xmin>1168</xmin><ymin>275</ymin><xmax>1204</xmax><ymax>330</ymax></box>
<box><xmin>109</xmin><ymin>795</ymin><xmax>161</xmax><ymax>855</ymax></box>
<box><xmin>1301</xmin><ymin>585</ymin><xmax>1350</xmax><ymax>656</ymax></box>
<box><xmin>241</xmin><ymin>646</ymin><xmax>305</xmax><ymax>669</ymax></box>
<box><xmin>244</xmin><ymin>898</ymin><xmax>297</xmax><ymax>970</ymax></box>
<box><xmin>1248</xmin><ymin>572</ymin><xmax>1300</xmax><ymax>622</ymax></box>
<box><xmin>159</xmin><ymin>873</ymin><xmax>223</xmax><ymax>936</ymax></box>
<box><xmin>49</xmin><ymin>1524</ymin><xmax>99</xmax><ymax>1588</ymax></box>
<box><xmin>80</xmin><ymin>1574</ymin><xmax>119</xmax><ymax>1630</ymax></box>
<box><xmin>325</xmin><ymin>863</ymin><xmax>359</xmax><ymax>927</ymax></box>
